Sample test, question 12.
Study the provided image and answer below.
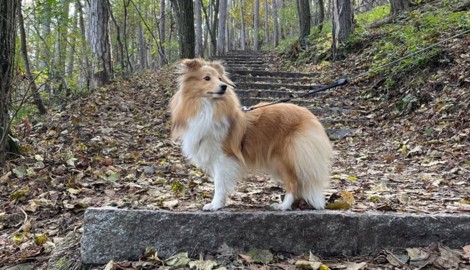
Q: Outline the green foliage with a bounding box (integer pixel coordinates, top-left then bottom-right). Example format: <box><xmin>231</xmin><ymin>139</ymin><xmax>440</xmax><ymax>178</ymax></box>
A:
<box><xmin>365</xmin><ymin>8</ymin><xmax>470</xmax><ymax>88</ymax></box>
<box><xmin>356</xmin><ymin>5</ymin><xmax>390</xmax><ymax>26</ymax></box>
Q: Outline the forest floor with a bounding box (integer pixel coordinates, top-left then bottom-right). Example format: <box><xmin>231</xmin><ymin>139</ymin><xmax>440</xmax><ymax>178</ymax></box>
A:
<box><xmin>2</xmin><ymin>10</ymin><xmax>470</xmax><ymax>270</ymax></box>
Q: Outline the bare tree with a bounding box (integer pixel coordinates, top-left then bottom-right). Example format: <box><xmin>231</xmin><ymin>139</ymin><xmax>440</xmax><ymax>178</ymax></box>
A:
<box><xmin>138</xmin><ymin>23</ymin><xmax>148</xmax><ymax>70</ymax></box>
<box><xmin>90</xmin><ymin>0</ymin><xmax>113</xmax><ymax>88</ymax></box>
<box><xmin>18</xmin><ymin>0</ymin><xmax>47</xmax><ymax>114</ymax></box>
<box><xmin>76</xmin><ymin>0</ymin><xmax>91</xmax><ymax>88</ymax></box>
<box><xmin>264</xmin><ymin>0</ymin><xmax>269</xmax><ymax>44</ymax></box>
<box><xmin>158</xmin><ymin>0</ymin><xmax>166</xmax><ymax>67</ymax></box>
<box><xmin>390</xmin><ymin>0</ymin><xmax>411</xmax><ymax>15</ymax></box>
<box><xmin>195</xmin><ymin>0</ymin><xmax>203</xmax><ymax>57</ymax></box>
<box><xmin>272</xmin><ymin>0</ymin><xmax>280</xmax><ymax>47</ymax></box>
<box><xmin>296</xmin><ymin>0</ymin><xmax>311</xmax><ymax>48</ymax></box>
<box><xmin>316</xmin><ymin>0</ymin><xmax>325</xmax><ymax>32</ymax></box>
<box><xmin>240</xmin><ymin>0</ymin><xmax>246</xmax><ymax>50</ymax></box>
<box><xmin>332</xmin><ymin>0</ymin><xmax>354</xmax><ymax>58</ymax></box>
<box><xmin>0</xmin><ymin>0</ymin><xmax>17</xmax><ymax>165</ymax></box>
<box><xmin>108</xmin><ymin>0</ymin><xmax>128</xmax><ymax>76</ymax></box>
<box><xmin>254</xmin><ymin>0</ymin><xmax>260</xmax><ymax>50</ymax></box>
<box><xmin>171</xmin><ymin>0</ymin><xmax>196</xmax><ymax>58</ymax></box>
<box><xmin>217</xmin><ymin>0</ymin><xmax>228</xmax><ymax>55</ymax></box>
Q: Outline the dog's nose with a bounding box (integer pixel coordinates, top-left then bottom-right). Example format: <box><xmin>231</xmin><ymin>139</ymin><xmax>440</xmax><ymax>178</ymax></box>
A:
<box><xmin>220</xmin><ymin>84</ymin><xmax>227</xmax><ymax>92</ymax></box>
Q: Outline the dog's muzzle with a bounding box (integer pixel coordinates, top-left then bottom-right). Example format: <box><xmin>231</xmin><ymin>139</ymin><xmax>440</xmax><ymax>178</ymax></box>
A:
<box><xmin>209</xmin><ymin>84</ymin><xmax>227</xmax><ymax>96</ymax></box>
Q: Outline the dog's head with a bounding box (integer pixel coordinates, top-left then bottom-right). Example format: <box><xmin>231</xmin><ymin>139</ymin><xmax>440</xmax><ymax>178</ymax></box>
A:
<box><xmin>177</xmin><ymin>59</ymin><xmax>234</xmax><ymax>99</ymax></box>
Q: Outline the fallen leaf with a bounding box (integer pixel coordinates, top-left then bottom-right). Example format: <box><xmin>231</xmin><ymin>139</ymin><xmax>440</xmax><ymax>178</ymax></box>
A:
<box><xmin>34</xmin><ymin>234</ymin><xmax>48</xmax><ymax>245</ymax></box>
<box><xmin>12</xmin><ymin>233</ymin><xmax>25</xmax><ymax>244</ymax></box>
<box><xmin>189</xmin><ymin>259</ymin><xmax>217</xmax><ymax>270</ymax></box>
<box><xmin>385</xmin><ymin>251</ymin><xmax>408</xmax><ymax>267</ymax></box>
<box><xmin>246</xmin><ymin>248</ymin><xmax>273</xmax><ymax>264</ymax></box>
<box><xmin>406</xmin><ymin>247</ymin><xmax>429</xmax><ymax>261</ymax></box>
<box><xmin>13</xmin><ymin>166</ymin><xmax>28</xmax><ymax>178</ymax></box>
<box><xmin>104</xmin><ymin>260</ymin><xmax>116</xmax><ymax>270</ymax></box>
<box><xmin>163</xmin><ymin>199</ymin><xmax>179</xmax><ymax>209</ymax></box>
<box><xmin>463</xmin><ymin>245</ymin><xmax>470</xmax><ymax>260</ymax></box>
<box><xmin>295</xmin><ymin>260</ymin><xmax>321</xmax><ymax>269</ymax></box>
<box><xmin>10</xmin><ymin>185</ymin><xmax>30</xmax><ymax>201</ymax></box>
<box><xmin>165</xmin><ymin>252</ymin><xmax>190</xmax><ymax>267</ymax></box>
<box><xmin>326</xmin><ymin>191</ymin><xmax>355</xmax><ymax>210</ymax></box>
<box><xmin>345</xmin><ymin>262</ymin><xmax>366</xmax><ymax>270</ymax></box>
<box><xmin>239</xmin><ymin>254</ymin><xmax>253</xmax><ymax>263</ymax></box>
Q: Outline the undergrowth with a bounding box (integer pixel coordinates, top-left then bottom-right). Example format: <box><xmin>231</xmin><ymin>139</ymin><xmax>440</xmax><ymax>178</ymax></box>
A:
<box><xmin>283</xmin><ymin>1</ymin><xmax>470</xmax><ymax>113</ymax></box>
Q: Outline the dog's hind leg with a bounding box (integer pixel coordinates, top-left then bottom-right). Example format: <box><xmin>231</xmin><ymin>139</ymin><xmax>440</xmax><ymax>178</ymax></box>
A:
<box><xmin>203</xmin><ymin>155</ymin><xmax>241</xmax><ymax>211</ymax></box>
<box><xmin>271</xmin><ymin>158</ymin><xmax>298</xmax><ymax>210</ymax></box>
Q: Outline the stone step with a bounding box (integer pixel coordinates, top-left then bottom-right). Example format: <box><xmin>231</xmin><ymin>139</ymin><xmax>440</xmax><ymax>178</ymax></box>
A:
<box><xmin>226</xmin><ymin>65</ymin><xmax>270</xmax><ymax>71</ymax></box>
<box><xmin>225</xmin><ymin>63</ymin><xmax>270</xmax><ymax>68</ymax></box>
<box><xmin>327</xmin><ymin>128</ymin><xmax>356</xmax><ymax>139</ymax></box>
<box><xmin>231</xmin><ymin>75</ymin><xmax>314</xmax><ymax>84</ymax></box>
<box><xmin>236</xmin><ymin>82</ymin><xmax>319</xmax><ymax>91</ymax></box>
<box><xmin>223</xmin><ymin>60</ymin><xmax>266</xmax><ymax>65</ymax></box>
<box><xmin>214</xmin><ymin>55</ymin><xmax>266</xmax><ymax>60</ymax></box>
<box><xmin>236</xmin><ymin>89</ymin><xmax>298</xmax><ymax>99</ymax></box>
<box><xmin>81</xmin><ymin>208</ymin><xmax>470</xmax><ymax>264</ymax></box>
<box><xmin>227</xmin><ymin>69</ymin><xmax>317</xmax><ymax>78</ymax></box>
<box><xmin>240</xmin><ymin>97</ymin><xmax>318</xmax><ymax>107</ymax></box>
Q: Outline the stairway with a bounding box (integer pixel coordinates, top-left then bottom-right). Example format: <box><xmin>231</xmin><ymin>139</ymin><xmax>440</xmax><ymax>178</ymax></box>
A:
<box><xmin>214</xmin><ymin>50</ymin><xmax>355</xmax><ymax>140</ymax></box>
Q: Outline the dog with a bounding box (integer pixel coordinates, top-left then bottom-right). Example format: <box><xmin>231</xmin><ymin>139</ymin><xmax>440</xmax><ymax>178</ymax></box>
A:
<box><xmin>169</xmin><ymin>58</ymin><xmax>333</xmax><ymax>211</ymax></box>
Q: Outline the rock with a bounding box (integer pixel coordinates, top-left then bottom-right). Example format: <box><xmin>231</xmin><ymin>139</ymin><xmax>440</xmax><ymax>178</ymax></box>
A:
<box><xmin>81</xmin><ymin>208</ymin><xmax>470</xmax><ymax>265</ymax></box>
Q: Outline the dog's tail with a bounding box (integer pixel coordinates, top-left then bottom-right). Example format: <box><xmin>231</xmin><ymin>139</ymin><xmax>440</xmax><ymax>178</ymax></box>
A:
<box><xmin>291</xmin><ymin>121</ymin><xmax>333</xmax><ymax>209</ymax></box>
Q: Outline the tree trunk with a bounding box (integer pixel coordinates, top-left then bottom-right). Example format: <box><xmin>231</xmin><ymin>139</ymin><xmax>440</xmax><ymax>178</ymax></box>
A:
<box><xmin>390</xmin><ymin>0</ymin><xmax>411</xmax><ymax>15</ymax></box>
<box><xmin>158</xmin><ymin>0</ymin><xmax>166</xmax><ymax>67</ymax></box>
<box><xmin>170</xmin><ymin>0</ymin><xmax>196</xmax><ymax>58</ymax></box>
<box><xmin>66</xmin><ymin>10</ymin><xmax>77</xmax><ymax>79</ymax></box>
<box><xmin>254</xmin><ymin>0</ymin><xmax>260</xmax><ymax>50</ymax></box>
<box><xmin>217</xmin><ymin>0</ymin><xmax>227</xmax><ymax>55</ymax></box>
<box><xmin>332</xmin><ymin>0</ymin><xmax>354</xmax><ymax>58</ymax></box>
<box><xmin>211</xmin><ymin>0</ymin><xmax>219</xmax><ymax>56</ymax></box>
<box><xmin>76</xmin><ymin>0</ymin><xmax>91</xmax><ymax>90</ymax></box>
<box><xmin>240</xmin><ymin>0</ymin><xmax>246</xmax><ymax>50</ymax></box>
<box><xmin>0</xmin><ymin>0</ymin><xmax>17</xmax><ymax>165</ymax></box>
<box><xmin>53</xmin><ymin>0</ymin><xmax>70</xmax><ymax>92</ymax></box>
<box><xmin>264</xmin><ymin>0</ymin><xmax>269</xmax><ymax>44</ymax></box>
<box><xmin>40</xmin><ymin>2</ymin><xmax>52</xmax><ymax>94</ymax></box>
<box><xmin>195</xmin><ymin>0</ymin><xmax>203</xmax><ymax>57</ymax></box>
<box><xmin>297</xmin><ymin>0</ymin><xmax>311</xmax><ymax>48</ymax></box>
<box><xmin>272</xmin><ymin>0</ymin><xmax>279</xmax><ymax>47</ymax></box>
<box><xmin>317</xmin><ymin>0</ymin><xmax>325</xmax><ymax>32</ymax></box>
<box><xmin>138</xmin><ymin>24</ymin><xmax>148</xmax><ymax>70</ymax></box>
<box><xmin>226</xmin><ymin>0</ymin><xmax>232</xmax><ymax>51</ymax></box>
<box><xmin>18</xmin><ymin>0</ymin><xmax>47</xmax><ymax>115</ymax></box>
<box><xmin>90</xmin><ymin>0</ymin><xmax>113</xmax><ymax>89</ymax></box>
<box><xmin>123</xmin><ymin>0</ymin><xmax>133</xmax><ymax>73</ymax></box>
<box><xmin>108</xmin><ymin>0</ymin><xmax>128</xmax><ymax>76</ymax></box>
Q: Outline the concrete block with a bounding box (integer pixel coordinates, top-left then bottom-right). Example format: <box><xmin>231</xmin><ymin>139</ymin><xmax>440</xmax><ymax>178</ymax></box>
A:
<box><xmin>81</xmin><ymin>208</ymin><xmax>470</xmax><ymax>265</ymax></box>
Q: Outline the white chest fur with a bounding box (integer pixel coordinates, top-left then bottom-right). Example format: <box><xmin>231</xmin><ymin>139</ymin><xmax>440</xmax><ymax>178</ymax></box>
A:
<box><xmin>181</xmin><ymin>99</ymin><xmax>230</xmax><ymax>173</ymax></box>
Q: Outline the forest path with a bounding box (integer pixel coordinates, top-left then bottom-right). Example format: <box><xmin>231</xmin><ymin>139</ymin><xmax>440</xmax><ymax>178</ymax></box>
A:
<box><xmin>2</xmin><ymin>49</ymin><xmax>470</xmax><ymax>269</ymax></box>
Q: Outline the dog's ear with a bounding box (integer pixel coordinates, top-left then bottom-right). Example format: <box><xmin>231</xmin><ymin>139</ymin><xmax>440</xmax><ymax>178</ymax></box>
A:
<box><xmin>209</xmin><ymin>61</ymin><xmax>235</xmax><ymax>86</ymax></box>
<box><xmin>208</xmin><ymin>61</ymin><xmax>226</xmax><ymax>76</ymax></box>
<box><xmin>179</xmin><ymin>58</ymin><xmax>204</xmax><ymax>73</ymax></box>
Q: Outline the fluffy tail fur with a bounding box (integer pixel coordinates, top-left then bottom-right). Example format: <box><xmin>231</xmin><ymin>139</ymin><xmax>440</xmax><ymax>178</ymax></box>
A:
<box><xmin>291</xmin><ymin>120</ymin><xmax>333</xmax><ymax>209</ymax></box>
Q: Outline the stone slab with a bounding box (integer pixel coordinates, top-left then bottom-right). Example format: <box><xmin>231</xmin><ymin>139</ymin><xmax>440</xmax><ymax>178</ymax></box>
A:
<box><xmin>81</xmin><ymin>208</ymin><xmax>470</xmax><ymax>265</ymax></box>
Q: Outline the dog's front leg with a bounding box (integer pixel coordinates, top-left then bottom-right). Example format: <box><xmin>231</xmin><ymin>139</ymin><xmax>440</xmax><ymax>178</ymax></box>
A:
<box><xmin>202</xmin><ymin>156</ymin><xmax>240</xmax><ymax>211</ymax></box>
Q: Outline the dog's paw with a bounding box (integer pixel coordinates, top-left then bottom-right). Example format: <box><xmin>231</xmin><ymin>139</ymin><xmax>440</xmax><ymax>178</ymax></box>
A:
<box><xmin>270</xmin><ymin>203</ymin><xmax>291</xmax><ymax>211</ymax></box>
<box><xmin>203</xmin><ymin>202</ymin><xmax>224</xmax><ymax>211</ymax></box>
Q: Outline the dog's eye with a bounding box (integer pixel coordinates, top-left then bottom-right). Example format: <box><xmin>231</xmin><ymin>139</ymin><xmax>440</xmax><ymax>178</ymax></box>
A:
<box><xmin>219</xmin><ymin>77</ymin><xmax>222</xmax><ymax>81</ymax></box>
<box><xmin>203</xmin><ymin>76</ymin><xmax>211</xmax><ymax>81</ymax></box>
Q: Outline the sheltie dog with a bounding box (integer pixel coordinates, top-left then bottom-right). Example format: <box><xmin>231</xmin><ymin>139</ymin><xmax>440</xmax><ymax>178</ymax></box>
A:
<box><xmin>169</xmin><ymin>59</ymin><xmax>333</xmax><ymax>211</ymax></box>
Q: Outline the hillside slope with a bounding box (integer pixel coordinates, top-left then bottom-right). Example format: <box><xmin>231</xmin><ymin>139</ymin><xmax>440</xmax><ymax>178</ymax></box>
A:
<box><xmin>1</xmin><ymin>1</ymin><xmax>470</xmax><ymax>269</ymax></box>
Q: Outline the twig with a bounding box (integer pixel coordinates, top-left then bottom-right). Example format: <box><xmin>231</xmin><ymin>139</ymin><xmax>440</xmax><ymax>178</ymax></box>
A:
<box><xmin>14</xmin><ymin>206</ymin><xmax>29</xmax><ymax>234</ymax></box>
<box><xmin>0</xmin><ymin>70</ymin><xmax>44</xmax><ymax>149</ymax></box>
